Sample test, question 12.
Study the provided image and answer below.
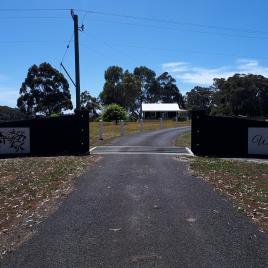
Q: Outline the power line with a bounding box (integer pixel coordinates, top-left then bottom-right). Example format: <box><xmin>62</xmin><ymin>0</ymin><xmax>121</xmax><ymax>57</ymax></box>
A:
<box><xmin>1</xmin><ymin>7</ymin><xmax>267</xmax><ymax>36</ymax></box>
<box><xmin>81</xmin><ymin>11</ymin><xmax>88</xmax><ymax>25</ymax></box>
<box><xmin>81</xmin><ymin>29</ymin><xmax>268</xmax><ymax>60</ymax></box>
<box><xmin>0</xmin><ymin>40</ymin><xmax>68</xmax><ymax>44</ymax></box>
<box><xmin>1</xmin><ymin>7</ymin><xmax>267</xmax><ymax>62</ymax></box>
<box><xmin>60</xmin><ymin>33</ymin><xmax>74</xmax><ymax>64</ymax></box>
<box><xmin>2</xmin><ymin>7</ymin><xmax>266</xmax><ymax>36</ymax></box>
<box><xmin>1</xmin><ymin>7</ymin><xmax>267</xmax><ymax>38</ymax></box>
<box><xmin>0</xmin><ymin>8</ymin><xmax>70</xmax><ymax>11</ymax></box>
<box><xmin>81</xmin><ymin>31</ymin><xmax>138</xmax><ymax>62</ymax></box>
<box><xmin>88</xmin><ymin>18</ymin><xmax>268</xmax><ymax>40</ymax></box>
<box><xmin>78</xmin><ymin>9</ymin><xmax>268</xmax><ymax>36</ymax></box>
<box><xmin>102</xmin><ymin>42</ymin><xmax>268</xmax><ymax>60</ymax></box>
<box><xmin>0</xmin><ymin>16</ymin><xmax>69</xmax><ymax>19</ymax></box>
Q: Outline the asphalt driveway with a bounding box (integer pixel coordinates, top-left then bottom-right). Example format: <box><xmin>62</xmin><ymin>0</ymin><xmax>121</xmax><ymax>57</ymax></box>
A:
<box><xmin>1</xmin><ymin>127</ymin><xmax>268</xmax><ymax>267</ymax></box>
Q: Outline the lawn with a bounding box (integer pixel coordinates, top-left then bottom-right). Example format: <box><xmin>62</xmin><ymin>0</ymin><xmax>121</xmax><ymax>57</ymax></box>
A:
<box><xmin>90</xmin><ymin>120</ymin><xmax>191</xmax><ymax>146</ymax></box>
<box><xmin>175</xmin><ymin>129</ymin><xmax>268</xmax><ymax>235</ymax></box>
<box><xmin>0</xmin><ymin>155</ymin><xmax>99</xmax><ymax>259</ymax></box>
<box><xmin>175</xmin><ymin>131</ymin><xmax>191</xmax><ymax>148</ymax></box>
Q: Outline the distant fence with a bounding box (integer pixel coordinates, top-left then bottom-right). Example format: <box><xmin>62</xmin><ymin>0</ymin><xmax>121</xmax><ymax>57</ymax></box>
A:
<box><xmin>191</xmin><ymin>110</ymin><xmax>268</xmax><ymax>158</ymax></box>
<box><xmin>0</xmin><ymin>111</ymin><xmax>89</xmax><ymax>158</ymax></box>
<box><xmin>90</xmin><ymin>119</ymin><xmax>190</xmax><ymax>146</ymax></box>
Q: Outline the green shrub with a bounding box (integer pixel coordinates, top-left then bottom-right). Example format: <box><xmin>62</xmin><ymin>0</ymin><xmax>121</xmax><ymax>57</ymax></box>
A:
<box><xmin>101</xmin><ymin>104</ymin><xmax>127</xmax><ymax>123</ymax></box>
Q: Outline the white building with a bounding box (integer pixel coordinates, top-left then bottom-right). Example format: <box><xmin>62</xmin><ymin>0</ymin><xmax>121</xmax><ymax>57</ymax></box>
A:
<box><xmin>141</xmin><ymin>103</ymin><xmax>187</xmax><ymax>119</ymax></box>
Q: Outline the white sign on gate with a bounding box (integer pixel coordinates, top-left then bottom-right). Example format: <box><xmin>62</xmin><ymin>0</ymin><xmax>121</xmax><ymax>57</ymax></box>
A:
<box><xmin>248</xmin><ymin>128</ymin><xmax>268</xmax><ymax>155</ymax></box>
<box><xmin>0</xmin><ymin>128</ymin><xmax>30</xmax><ymax>154</ymax></box>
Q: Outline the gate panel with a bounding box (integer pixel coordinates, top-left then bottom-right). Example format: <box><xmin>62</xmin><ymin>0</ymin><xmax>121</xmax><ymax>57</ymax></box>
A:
<box><xmin>191</xmin><ymin>110</ymin><xmax>268</xmax><ymax>158</ymax></box>
<box><xmin>0</xmin><ymin>111</ymin><xmax>89</xmax><ymax>157</ymax></box>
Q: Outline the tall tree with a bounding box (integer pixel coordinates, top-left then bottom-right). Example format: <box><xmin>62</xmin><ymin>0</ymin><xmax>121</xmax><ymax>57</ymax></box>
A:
<box><xmin>99</xmin><ymin>66</ymin><xmax>125</xmax><ymax>107</ymax></box>
<box><xmin>80</xmin><ymin>91</ymin><xmax>100</xmax><ymax>119</ymax></box>
<box><xmin>121</xmin><ymin>70</ymin><xmax>139</xmax><ymax>115</ymax></box>
<box><xmin>211</xmin><ymin>74</ymin><xmax>268</xmax><ymax>117</ymax></box>
<box><xmin>157</xmin><ymin>72</ymin><xmax>184</xmax><ymax>108</ymax></box>
<box><xmin>186</xmin><ymin>86</ymin><xmax>214</xmax><ymax>111</ymax></box>
<box><xmin>134</xmin><ymin>66</ymin><xmax>157</xmax><ymax>116</ymax></box>
<box><xmin>17</xmin><ymin>62</ymin><xmax>73</xmax><ymax>116</ymax></box>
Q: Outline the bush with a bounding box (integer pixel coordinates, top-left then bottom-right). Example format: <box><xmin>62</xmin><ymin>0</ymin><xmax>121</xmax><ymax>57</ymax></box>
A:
<box><xmin>0</xmin><ymin>105</ymin><xmax>30</xmax><ymax>122</ymax></box>
<box><xmin>101</xmin><ymin>104</ymin><xmax>127</xmax><ymax>123</ymax></box>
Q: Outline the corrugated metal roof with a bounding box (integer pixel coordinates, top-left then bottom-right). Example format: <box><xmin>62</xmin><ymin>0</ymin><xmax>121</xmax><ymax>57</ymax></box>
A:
<box><xmin>142</xmin><ymin>103</ymin><xmax>180</xmax><ymax>112</ymax></box>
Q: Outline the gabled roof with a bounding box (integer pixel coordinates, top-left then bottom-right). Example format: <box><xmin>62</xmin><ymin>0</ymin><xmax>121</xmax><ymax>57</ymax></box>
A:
<box><xmin>142</xmin><ymin>103</ymin><xmax>180</xmax><ymax>112</ymax></box>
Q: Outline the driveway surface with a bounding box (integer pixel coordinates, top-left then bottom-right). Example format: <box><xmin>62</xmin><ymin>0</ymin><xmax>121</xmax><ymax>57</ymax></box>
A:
<box><xmin>1</xmin><ymin>127</ymin><xmax>268</xmax><ymax>267</ymax></box>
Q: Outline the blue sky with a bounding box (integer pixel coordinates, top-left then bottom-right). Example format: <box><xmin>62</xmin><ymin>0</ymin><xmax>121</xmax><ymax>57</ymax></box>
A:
<box><xmin>0</xmin><ymin>0</ymin><xmax>268</xmax><ymax>108</ymax></box>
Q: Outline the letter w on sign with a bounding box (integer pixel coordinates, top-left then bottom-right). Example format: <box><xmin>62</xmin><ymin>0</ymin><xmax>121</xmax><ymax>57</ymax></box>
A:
<box><xmin>248</xmin><ymin>128</ymin><xmax>268</xmax><ymax>155</ymax></box>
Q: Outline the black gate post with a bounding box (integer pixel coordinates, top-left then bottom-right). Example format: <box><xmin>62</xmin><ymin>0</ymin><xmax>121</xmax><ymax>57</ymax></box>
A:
<box><xmin>191</xmin><ymin>110</ymin><xmax>206</xmax><ymax>156</ymax></box>
<box><xmin>75</xmin><ymin>110</ymin><xmax>89</xmax><ymax>154</ymax></box>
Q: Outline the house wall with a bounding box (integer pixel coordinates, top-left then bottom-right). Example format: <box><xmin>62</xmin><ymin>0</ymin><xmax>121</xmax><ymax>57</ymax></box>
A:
<box><xmin>143</xmin><ymin>111</ymin><xmax>178</xmax><ymax>119</ymax></box>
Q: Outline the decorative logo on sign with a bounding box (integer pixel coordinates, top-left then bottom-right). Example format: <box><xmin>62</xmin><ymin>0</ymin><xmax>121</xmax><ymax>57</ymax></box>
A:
<box><xmin>0</xmin><ymin>128</ymin><xmax>30</xmax><ymax>154</ymax></box>
<box><xmin>248</xmin><ymin>128</ymin><xmax>268</xmax><ymax>155</ymax></box>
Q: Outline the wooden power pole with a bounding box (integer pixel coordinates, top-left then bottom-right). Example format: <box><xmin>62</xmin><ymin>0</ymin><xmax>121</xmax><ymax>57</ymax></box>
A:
<box><xmin>71</xmin><ymin>9</ymin><xmax>82</xmax><ymax>110</ymax></box>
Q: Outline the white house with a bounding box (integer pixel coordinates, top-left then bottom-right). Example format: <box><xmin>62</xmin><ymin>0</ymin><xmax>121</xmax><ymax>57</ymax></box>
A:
<box><xmin>141</xmin><ymin>103</ymin><xmax>187</xmax><ymax>119</ymax></box>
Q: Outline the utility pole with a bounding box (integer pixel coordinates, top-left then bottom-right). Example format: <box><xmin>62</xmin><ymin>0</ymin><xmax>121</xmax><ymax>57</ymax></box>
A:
<box><xmin>71</xmin><ymin>9</ymin><xmax>83</xmax><ymax>110</ymax></box>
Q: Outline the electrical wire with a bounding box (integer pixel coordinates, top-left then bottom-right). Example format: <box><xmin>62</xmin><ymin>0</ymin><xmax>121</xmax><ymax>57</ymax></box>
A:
<box><xmin>0</xmin><ymin>40</ymin><xmax>67</xmax><ymax>44</ymax></box>
<box><xmin>60</xmin><ymin>32</ymin><xmax>74</xmax><ymax>65</ymax></box>
<box><xmin>81</xmin><ymin>31</ymin><xmax>138</xmax><ymax>62</ymax></box>
<box><xmin>116</xmin><ymin>43</ymin><xmax>268</xmax><ymax>60</ymax></box>
<box><xmin>1</xmin><ymin>7</ymin><xmax>267</xmax><ymax>36</ymax></box>
<box><xmin>2</xmin><ymin>7</ymin><xmax>266</xmax><ymax>36</ymax></box>
<box><xmin>1</xmin><ymin>7</ymin><xmax>267</xmax><ymax>62</ymax></box>
<box><xmin>81</xmin><ymin>28</ymin><xmax>268</xmax><ymax>60</ymax></box>
<box><xmin>78</xmin><ymin>9</ymin><xmax>268</xmax><ymax>36</ymax></box>
<box><xmin>81</xmin><ymin>11</ymin><xmax>88</xmax><ymax>25</ymax></box>
<box><xmin>0</xmin><ymin>8</ymin><xmax>71</xmax><ymax>11</ymax></box>
<box><xmin>0</xmin><ymin>16</ymin><xmax>69</xmax><ymax>19</ymax></box>
<box><xmin>88</xmin><ymin>18</ymin><xmax>268</xmax><ymax>40</ymax></box>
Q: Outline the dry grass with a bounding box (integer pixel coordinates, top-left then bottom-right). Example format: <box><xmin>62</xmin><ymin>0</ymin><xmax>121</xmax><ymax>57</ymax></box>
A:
<box><xmin>175</xmin><ymin>130</ymin><xmax>268</xmax><ymax>235</ymax></box>
<box><xmin>190</xmin><ymin>157</ymin><xmax>268</xmax><ymax>235</ymax></box>
<box><xmin>175</xmin><ymin>131</ymin><xmax>191</xmax><ymax>148</ymax></box>
<box><xmin>0</xmin><ymin>155</ymin><xmax>100</xmax><ymax>259</ymax></box>
<box><xmin>90</xmin><ymin>120</ymin><xmax>191</xmax><ymax>146</ymax></box>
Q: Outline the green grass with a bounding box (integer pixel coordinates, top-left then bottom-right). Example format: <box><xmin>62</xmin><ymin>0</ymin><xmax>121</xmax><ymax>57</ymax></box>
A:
<box><xmin>90</xmin><ymin>120</ymin><xmax>191</xmax><ymax>146</ymax></box>
<box><xmin>175</xmin><ymin>131</ymin><xmax>191</xmax><ymax>147</ymax></box>
<box><xmin>190</xmin><ymin>157</ymin><xmax>268</xmax><ymax>234</ymax></box>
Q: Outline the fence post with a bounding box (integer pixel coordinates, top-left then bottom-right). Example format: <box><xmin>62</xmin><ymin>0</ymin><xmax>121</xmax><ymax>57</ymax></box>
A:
<box><xmin>120</xmin><ymin>120</ymin><xmax>125</xmax><ymax>136</ymax></box>
<box><xmin>175</xmin><ymin>115</ymin><xmax>178</xmax><ymax>127</ymax></box>
<box><xmin>110</xmin><ymin>121</ymin><xmax>115</xmax><ymax>137</ymax></box>
<box><xmin>160</xmin><ymin>118</ymin><xmax>163</xmax><ymax>129</ymax></box>
<box><xmin>99</xmin><ymin>120</ymin><xmax>103</xmax><ymax>140</ymax></box>
<box><xmin>140</xmin><ymin>119</ymin><xmax>144</xmax><ymax>132</ymax></box>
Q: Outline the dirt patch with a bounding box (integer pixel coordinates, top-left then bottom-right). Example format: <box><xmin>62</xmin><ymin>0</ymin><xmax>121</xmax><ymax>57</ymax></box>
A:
<box><xmin>0</xmin><ymin>155</ymin><xmax>101</xmax><ymax>259</ymax></box>
<box><xmin>190</xmin><ymin>157</ymin><xmax>268</xmax><ymax>235</ymax></box>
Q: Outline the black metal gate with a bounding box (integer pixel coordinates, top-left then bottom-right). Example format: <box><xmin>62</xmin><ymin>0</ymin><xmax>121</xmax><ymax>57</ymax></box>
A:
<box><xmin>191</xmin><ymin>110</ymin><xmax>268</xmax><ymax>158</ymax></box>
<box><xmin>0</xmin><ymin>111</ymin><xmax>89</xmax><ymax>158</ymax></box>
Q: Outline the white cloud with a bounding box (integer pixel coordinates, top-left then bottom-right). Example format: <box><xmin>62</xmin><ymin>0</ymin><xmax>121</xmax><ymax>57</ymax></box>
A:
<box><xmin>237</xmin><ymin>59</ymin><xmax>268</xmax><ymax>77</ymax></box>
<box><xmin>162</xmin><ymin>59</ymin><xmax>268</xmax><ymax>85</ymax></box>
